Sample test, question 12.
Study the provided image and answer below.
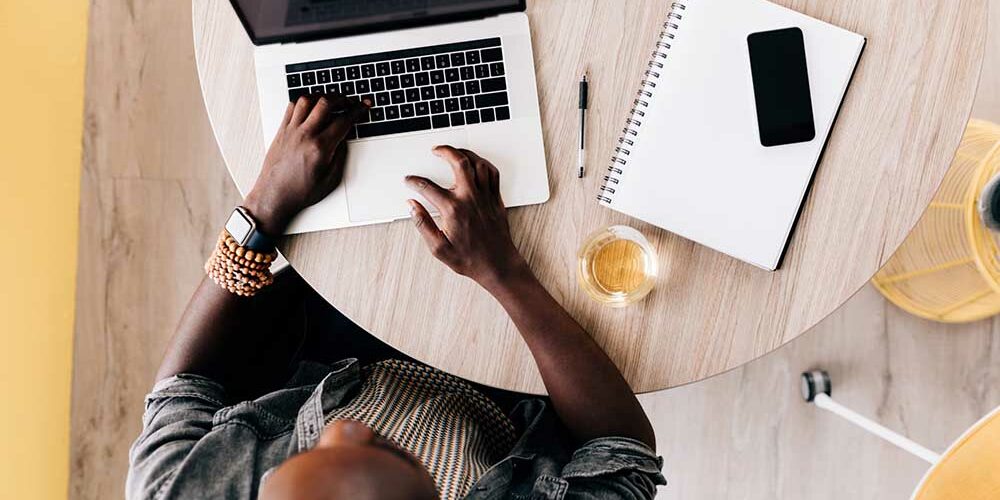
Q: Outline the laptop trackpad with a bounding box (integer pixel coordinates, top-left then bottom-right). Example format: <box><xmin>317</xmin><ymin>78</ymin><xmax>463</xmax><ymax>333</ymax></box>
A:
<box><xmin>345</xmin><ymin>130</ymin><xmax>470</xmax><ymax>223</ymax></box>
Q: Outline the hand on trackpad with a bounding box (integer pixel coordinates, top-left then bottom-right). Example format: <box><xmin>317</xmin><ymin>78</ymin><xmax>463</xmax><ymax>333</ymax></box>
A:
<box><xmin>344</xmin><ymin>131</ymin><xmax>469</xmax><ymax>223</ymax></box>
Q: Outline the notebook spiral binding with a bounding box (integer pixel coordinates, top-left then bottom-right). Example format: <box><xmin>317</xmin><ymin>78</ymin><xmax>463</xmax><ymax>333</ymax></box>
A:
<box><xmin>598</xmin><ymin>2</ymin><xmax>688</xmax><ymax>204</ymax></box>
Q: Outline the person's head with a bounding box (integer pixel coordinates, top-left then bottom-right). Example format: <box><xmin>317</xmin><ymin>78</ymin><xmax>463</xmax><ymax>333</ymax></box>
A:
<box><xmin>260</xmin><ymin>420</ymin><xmax>438</xmax><ymax>500</ymax></box>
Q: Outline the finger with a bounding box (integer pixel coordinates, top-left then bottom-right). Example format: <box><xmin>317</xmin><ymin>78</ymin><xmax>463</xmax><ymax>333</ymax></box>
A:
<box><xmin>408</xmin><ymin>200</ymin><xmax>452</xmax><ymax>259</ymax></box>
<box><xmin>302</xmin><ymin>96</ymin><xmax>332</xmax><ymax>131</ymax></box>
<box><xmin>432</xmin><ymin>145</ymin><xmax>475</xmax><ymax>193</ymax></box>
<box><xmin>353</xmin><ymin>97</ymin><xmax>373</xmax><ymax>120</ymax></box>
<box><xmin>489</xmin><ymin>163</ymin><xmax>502</xmax><ymax>202</ymax></box>
<box><xmin>320</xmin><ymin>97</ymin><xmax>371</xmax><ymax>142</ymax></box>
<box><xmin>323</xmin><ymin>142</ymin><xmax>348</xmax><ymax>193</ymax></box>
<box><xmin>279</xmin><ymin>102</ymin><xmax>295</xmax><ymax>129</ymax></box>
<box><xmin>290</xmin><ymin>96</ymin><xmax>317</xmax><ymax>125</ymax></box>
<box><xmin>458</xmin><ymin>149</ymin><xmax>502</xmax><ymax>202</ymax></box>
<box><xmin>404</xmin><ymin>175</ymin><xmax>453</xmax><ymax>213</ymax></box>
<box><xmin>304</xmin><ymin>94</ymin><xmax>353</xmax><ymax>132</ymax></box>
<box><xmin>459</xmin><ymin>149</ymin><xmax>493</xmax><ymax>194</ymax></box>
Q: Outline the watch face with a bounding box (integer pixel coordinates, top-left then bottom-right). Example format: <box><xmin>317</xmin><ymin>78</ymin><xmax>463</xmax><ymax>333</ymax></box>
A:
<box><xmin>225</xmin><ymin>209</ymin><xmax>254</xmax><ymax>245</ymax></box>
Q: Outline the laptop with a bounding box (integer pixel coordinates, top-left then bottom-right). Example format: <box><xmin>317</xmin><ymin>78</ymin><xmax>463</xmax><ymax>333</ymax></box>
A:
<box><xmin>229</xmin><ymin>0</ymin><xmax>550</xmax><ymax>234</ymax></box>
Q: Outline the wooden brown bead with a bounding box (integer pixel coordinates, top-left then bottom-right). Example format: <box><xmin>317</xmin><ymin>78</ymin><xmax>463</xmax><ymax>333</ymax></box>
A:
<box><xmin>204</xmin><ymin>229</ymin><xmax>276</xmax><ymax>297</ymax></box>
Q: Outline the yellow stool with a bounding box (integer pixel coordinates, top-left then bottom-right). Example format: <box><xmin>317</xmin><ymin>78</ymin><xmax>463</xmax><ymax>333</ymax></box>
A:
<box><xmin>874</xmin><ymin>119</ymin><xmax>1000</xmax><ymax>322</ymax></box>
<box><xmin>912</xmin><ymin>406</ymin><xmax>1000</xmax><ymax>500</ymax></box>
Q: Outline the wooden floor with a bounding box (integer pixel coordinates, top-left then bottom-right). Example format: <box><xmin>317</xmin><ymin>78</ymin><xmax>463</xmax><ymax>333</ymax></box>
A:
<box><xmin>69</xmin><ymin>1</ymin><xmax>1000</xmax><ymax>499</ymax></box>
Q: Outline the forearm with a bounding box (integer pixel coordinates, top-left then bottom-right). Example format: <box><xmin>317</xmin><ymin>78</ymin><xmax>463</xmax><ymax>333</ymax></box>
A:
<box><xmin>156</xmin><ymin>277</ymin><xmax>251</xmax><ymax>383</ymax></box>
<box><xmin>156</xmin><ymin>189</ymin><xmax>309</xmax><ymax>387</ymax></box>
<box><xmin>401</xmin><ymin>145</ymin><xmax>655</xmax><ymax>447</ymax></box>
<box><xmin>155</xmin><ymin>96</ymin><xmax>364</xmax><ymax>393</ymax></box>
<box><xmin>484</xmin><ymin>268</ymin><xmax>656</xmax><ymax>449</ymax></box>
<box><xmin>155</xmin><ymin>271</ymin><xmax>306</xmax><ymax>398</ymax></box>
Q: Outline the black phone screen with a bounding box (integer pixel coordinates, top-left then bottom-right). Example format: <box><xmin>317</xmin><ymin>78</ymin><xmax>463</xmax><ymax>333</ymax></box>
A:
<box><xmin>747</xmin><ymin>28</ymin><xmax>816</xmax><ymax>147</ymax></box>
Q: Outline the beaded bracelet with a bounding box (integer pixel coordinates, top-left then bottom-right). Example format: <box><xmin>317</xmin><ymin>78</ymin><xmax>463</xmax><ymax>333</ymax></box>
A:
<box><xmin>204</xmin><ymin>230</ymin><xmax>278</xmax><ymax>297</ymax></box>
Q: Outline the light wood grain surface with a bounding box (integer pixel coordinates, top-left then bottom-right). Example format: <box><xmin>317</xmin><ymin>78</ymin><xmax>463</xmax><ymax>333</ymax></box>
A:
<box><xmin>192</xmin><ymin>0</ymin><xmax>990</xmax><ymax>394</ymax></box>
<box><xmin>70</xmin><ymin>1</ymin><xmax>240</xmax><ymax>497</ymax></box>
<box><xmin>639</xmin><ymin>285</ymin><xmax>1000</xmax><ymax>499</ymax></box>
<box><xmin>69</xmin><ymin>0</ymin><xmax>1000</xmax><ymax>497</ymax></box>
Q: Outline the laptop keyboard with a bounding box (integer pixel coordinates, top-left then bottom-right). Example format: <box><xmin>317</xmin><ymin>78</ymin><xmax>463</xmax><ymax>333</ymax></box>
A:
<box><xmin>285</xmin><ymin>37</ymin><xmax>511</xmax><ymax>140</ymax></box>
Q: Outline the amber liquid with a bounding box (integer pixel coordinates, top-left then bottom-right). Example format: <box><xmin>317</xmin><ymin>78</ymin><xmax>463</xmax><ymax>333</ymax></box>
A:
<box><xmin>591</xmin><ymin>239</ymin><xmax>649</xmax><ymax>295</ymax></box>
<box><xmin>578</xmin><ymin>226</ymin><xmax>657</xmax><ymax>307</ymax></box>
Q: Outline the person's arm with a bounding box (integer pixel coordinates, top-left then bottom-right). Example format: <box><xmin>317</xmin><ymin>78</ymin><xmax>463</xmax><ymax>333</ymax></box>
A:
<box><xmin>404</xmin><ymin>147</ymin><xmax>655</xmax><ymax>449</ymax></box>
<box><xmin>155</xmin><ymin>95</ymin><xmax>368</xmax><ymax>392</ymax></box>
<box><xmin>127</xmin><ymin>374</ymin><xmax>227</xmax><ymax>500</ymax></box>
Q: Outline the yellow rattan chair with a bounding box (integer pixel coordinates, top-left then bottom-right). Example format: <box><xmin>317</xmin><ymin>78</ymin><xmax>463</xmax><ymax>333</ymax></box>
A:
<box><xmin>874</xmin><ymin>119</ymin><xmax>1000</xmax><ymax>322</ymax></box>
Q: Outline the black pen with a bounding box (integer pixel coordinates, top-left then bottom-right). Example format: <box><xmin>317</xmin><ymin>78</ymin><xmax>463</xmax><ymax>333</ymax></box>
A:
<box><xmin>578</xmin><ymin>73</ymin><xmax>588</xmax><ymax>179</ymax></box>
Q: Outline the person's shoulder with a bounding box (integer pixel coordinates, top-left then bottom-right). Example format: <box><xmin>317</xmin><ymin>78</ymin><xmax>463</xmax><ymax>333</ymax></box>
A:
<box><xmin>496</xmin><ymin>400</ymin><xmax>667</xmax><ymax>500</ymax></box>
<box><xmin>127</xmin><ymin>372</ymin><xmax>319</xmax><ymax>500</ymax></box>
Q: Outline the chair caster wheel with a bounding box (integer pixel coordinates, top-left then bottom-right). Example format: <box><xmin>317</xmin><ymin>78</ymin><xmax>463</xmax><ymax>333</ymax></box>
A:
<box><xmin>801</xmin><ymin>370</ymin><xmax>832</xmax><ymax>402</ymax></box>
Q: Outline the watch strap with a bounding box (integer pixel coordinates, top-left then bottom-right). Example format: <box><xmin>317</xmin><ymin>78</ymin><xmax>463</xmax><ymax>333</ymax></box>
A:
<box><xmin>228</xmin><ymin>206</ymin><xmax>277</xmax><ymax>252</ymax></box>
<box><xmin>244</xmin><ymin>228</ymin><xmax>276</xmax><ymax>253</ymax></box>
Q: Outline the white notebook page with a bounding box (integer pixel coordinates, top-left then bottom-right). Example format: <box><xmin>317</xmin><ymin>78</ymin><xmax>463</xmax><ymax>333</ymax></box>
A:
<box><xmin>605</xmin><ymin>0</ymin><xmax>865</xmax><ymax>270</ymax></box>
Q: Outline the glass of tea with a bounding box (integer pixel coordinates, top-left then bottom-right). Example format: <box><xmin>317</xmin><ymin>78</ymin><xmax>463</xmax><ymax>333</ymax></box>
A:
<box><xmin>577</xmin><ymin>225</ymin><xmax>658</xmax><ymax>307</ymax></box>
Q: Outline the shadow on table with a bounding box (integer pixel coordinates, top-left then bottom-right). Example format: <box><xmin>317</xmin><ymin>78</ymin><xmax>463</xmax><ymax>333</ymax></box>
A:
<box><xmin>284</xmin><ymin>269</ymin><xmax>530</xmax><ymax>414</ymax></box>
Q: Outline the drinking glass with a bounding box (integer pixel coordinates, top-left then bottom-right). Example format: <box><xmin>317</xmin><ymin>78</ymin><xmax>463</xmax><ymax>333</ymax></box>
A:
<box><xmin>577</xmin><ymin>225</ymin><xmax>658</xmax><ymax>307</ymax></box>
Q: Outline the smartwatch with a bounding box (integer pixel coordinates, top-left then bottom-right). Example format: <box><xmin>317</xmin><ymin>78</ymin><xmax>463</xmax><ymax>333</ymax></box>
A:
<box><xmin>225</xmin><ymin>206</ymin><xmax>276</xmax><ymax>252</ymax></box>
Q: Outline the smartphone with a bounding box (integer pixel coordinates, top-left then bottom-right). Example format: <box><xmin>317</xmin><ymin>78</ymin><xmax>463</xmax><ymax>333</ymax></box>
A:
<box><xmin>747</xmin><ymin>27</ymin><xmax>816</xmax><ymax>147</ymax></box>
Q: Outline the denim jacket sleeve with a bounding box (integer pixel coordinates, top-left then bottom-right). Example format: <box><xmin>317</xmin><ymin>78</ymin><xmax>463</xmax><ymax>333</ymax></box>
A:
<box><xmin>559</xmin><ymin>437</ymin><xmax>665</xmax><ymax>499</ymax></box>
<box><xmin>126</xmin><ymin>374</ymin><xmax>227</xmax><ymax>500</ymax></box>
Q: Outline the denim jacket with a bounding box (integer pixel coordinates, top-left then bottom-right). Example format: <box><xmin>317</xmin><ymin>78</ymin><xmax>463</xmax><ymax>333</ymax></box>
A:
<box><xmin>126</xmin><ymin>359</ymin><xmax>666</xmax><ymax>499</ymax></box>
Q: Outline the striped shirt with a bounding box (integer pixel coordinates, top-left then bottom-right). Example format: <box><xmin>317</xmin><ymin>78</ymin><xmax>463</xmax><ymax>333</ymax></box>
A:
<box><xmin>324</xmin><ymin>360</ymin><xmax>516</xmax><ymax>499</ymax></box>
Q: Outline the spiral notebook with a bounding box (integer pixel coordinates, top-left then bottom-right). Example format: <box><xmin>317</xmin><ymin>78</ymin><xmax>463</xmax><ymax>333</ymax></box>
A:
<box><xmin>598</xmin><ymin>0</ymin><xmax>865</xmax><ymax>271</ymax></box>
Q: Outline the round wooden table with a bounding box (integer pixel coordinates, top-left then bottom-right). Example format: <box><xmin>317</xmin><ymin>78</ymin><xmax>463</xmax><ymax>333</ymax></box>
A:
<box><xmin>193</xmin><ymin>0</ymin><xmax>988</xmax><ymax>393</ymax></box>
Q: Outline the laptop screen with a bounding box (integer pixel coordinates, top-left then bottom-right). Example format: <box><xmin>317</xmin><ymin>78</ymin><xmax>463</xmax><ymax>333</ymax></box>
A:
<box><xmin>232</xmin><ymin>0</ymin><xmax>524</xmax><ymax>45</ymax></box>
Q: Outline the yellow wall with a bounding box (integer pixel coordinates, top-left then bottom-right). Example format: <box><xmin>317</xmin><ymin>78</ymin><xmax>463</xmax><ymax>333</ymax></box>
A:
<box><xmin>0</xmin><ymin>1</ymin><xmax>88</xmax><ymax>499</ymax></box>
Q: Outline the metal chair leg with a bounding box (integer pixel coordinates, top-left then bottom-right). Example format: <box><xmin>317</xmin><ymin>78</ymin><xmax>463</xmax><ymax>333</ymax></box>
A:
<box><xmin>801</xmin><ymin>370</ymin><xmax>941</xmax><ymax>465</ymax></box>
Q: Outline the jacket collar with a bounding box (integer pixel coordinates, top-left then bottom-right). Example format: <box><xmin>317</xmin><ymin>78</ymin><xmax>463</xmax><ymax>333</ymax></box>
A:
<box><xmin>293</xmin><ymin>358</ymin><xmax>362</xmax><ymax>452</ymax></box>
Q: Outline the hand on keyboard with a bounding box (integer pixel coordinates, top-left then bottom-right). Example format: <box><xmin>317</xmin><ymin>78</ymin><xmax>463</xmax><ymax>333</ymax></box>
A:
<box><xmin>244</xmin><ymin>94</ymin><xmax>370</xmax><ymax>236</ymax></box>
<box><xmin>286</xmin><ymin>38</ymin><xmax>512</xmax><ymax>141</ymax></box>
